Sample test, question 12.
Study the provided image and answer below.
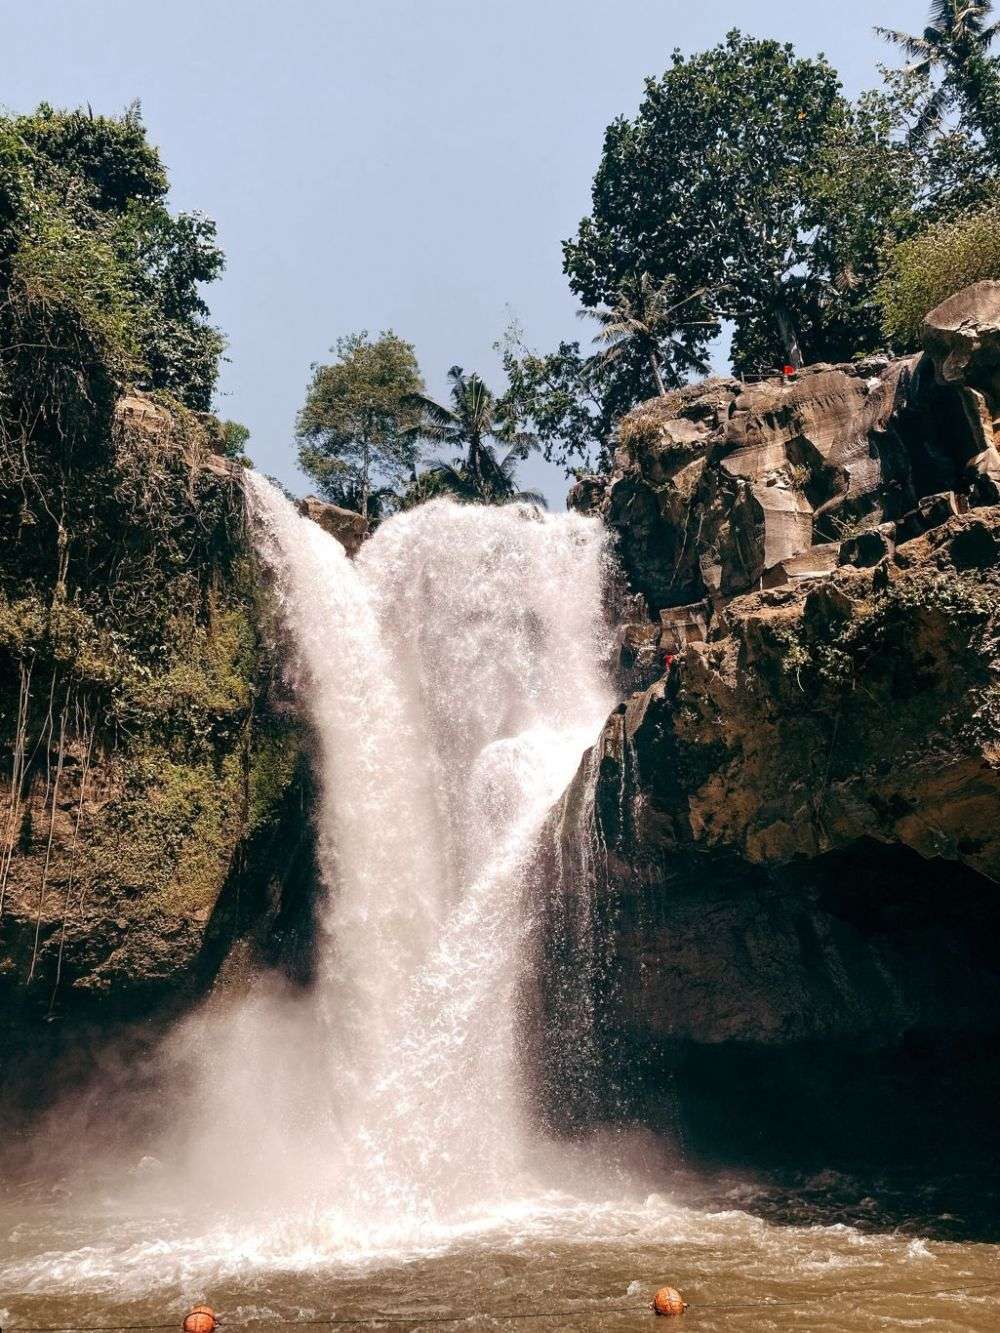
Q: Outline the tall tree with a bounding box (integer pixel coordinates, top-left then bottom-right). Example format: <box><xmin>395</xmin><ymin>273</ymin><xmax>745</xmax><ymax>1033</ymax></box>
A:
<box><xmin>876</xmin><ymin>2</ymin><xmax>1000</xmax><ymax>154</ymax></box>
<box><xmin>579</xmin><ymin>272</ymin><xmax>719</xmax><ymax>396</ymax></box>
<box><xmin>563</xmin><ymin>31</ymin><xmax>901</xmax><ymax>373</ymax></box>
<box><xmin>296</xmin><ymin>331</ymin><xmax>424</xmax><ymax>523</ymax></box>
<box><xmin>2</xmin><ymin>102</ymin><xmax>226</xmax><ymax>411</ymax></box>
<box><xmin>403</xmin><ymin>366</ymin><xmax>544</xmax><ymax>506</ymax></box>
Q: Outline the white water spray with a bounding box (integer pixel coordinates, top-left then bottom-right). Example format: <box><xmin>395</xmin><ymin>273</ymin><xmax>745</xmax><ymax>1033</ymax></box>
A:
<box><xmin>9</xmin><ymin>482</ymin><xmax>974</xmax><ymax>1325</ymax></box>
<box><xmin>170</xmin><ymin>477</ymin><xmax>616</xmax><ymax>1248</ymax></box>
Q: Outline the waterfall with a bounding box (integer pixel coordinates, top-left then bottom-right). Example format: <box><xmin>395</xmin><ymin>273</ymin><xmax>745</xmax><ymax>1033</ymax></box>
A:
<box><xmin>168</xmin><ymin>476</ymin><xmax>616</xmax><ymax>1246</ymax></box>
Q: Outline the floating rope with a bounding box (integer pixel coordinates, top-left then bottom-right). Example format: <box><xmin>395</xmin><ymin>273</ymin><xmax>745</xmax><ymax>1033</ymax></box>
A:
<box><xmin>7</xmin><ymin>1278</ymin><xmax>1000</xmax><ymax>1331</ymax></box>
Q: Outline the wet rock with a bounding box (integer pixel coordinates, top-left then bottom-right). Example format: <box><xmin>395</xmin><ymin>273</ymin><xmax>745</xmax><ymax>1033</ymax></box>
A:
<box><xmin>298</xmin><ymin>495</ymin><xmax>368</xmax><ymax>556</ymax></box>
<box><xmin>538</xmin><ymin>502</ymin><xmax>1000</xmax><ymax>1089</ymax></box>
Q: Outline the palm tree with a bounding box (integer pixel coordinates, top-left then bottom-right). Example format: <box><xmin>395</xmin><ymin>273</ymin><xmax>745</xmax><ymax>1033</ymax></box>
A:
<box><xmin>579</xmin><ymin>272</ymin><xmax>721</xmax><ymax>395</ymax></box>
<box><xmin>876</xmin><ymin>2</ymin><xmax>1000</xmax><ymax>143</ymax></box>
<box><xmin>402</xmin><ymin>367</ymin><xmax>546</xmax><ymax>507</ymax></box>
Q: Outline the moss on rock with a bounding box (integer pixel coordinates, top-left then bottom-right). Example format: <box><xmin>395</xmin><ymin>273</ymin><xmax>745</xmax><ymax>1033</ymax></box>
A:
<box><xmin>0</xmin><ymin>392</ymin><xmax>308</xmax><ymax>1040</ymax></box>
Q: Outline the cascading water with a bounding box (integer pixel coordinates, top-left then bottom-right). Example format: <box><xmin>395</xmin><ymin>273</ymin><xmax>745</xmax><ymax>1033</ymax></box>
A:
<box><xmin>7</xmin><ymin>478</ymin><xmax>1000</xmax><ymax>1330</ymax></box>
<box><xmin>166</xmin><ymin>475</ymin><xmax>617</xmax><ymax>1247</ymax></box>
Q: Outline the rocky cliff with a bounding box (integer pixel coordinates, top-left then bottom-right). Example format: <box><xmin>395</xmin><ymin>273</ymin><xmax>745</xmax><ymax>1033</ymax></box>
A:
<box><xmin>540</xmin><ymin>284</ymin><xmax>1000</xmax><ymax>1169</ymax></box>
<box><xmin>0</xmin><ymin>394</ymin><xmax>319</xmax><ymax>1115</ymax></box>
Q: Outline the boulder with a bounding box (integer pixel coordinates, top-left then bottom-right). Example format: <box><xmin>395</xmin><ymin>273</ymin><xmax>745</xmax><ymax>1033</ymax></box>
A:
<box><xmin>298</xmin><ymin>495</ymin><xmax>368</xmax><ymax>556</ymax></box>
<box><xmin>923</xmin><ymin>280</ymin><xmax>1000</xmax><ymax>386</ymax></box>
<box><xmin>839</xmin><ymin>524</ymin><xmax>896</xmax><ymax>569</ymax></box>
<box><xmin>922</xmin><ymin>282</ymin><xmax>1000</xmax><ymax>498</ymax></box>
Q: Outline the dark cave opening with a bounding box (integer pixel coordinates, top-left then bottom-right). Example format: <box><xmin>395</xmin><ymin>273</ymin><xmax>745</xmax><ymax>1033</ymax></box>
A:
<box><xmin>594</xmin><ymin>839</ymin><xmax>1000</xmax><ymax>1234</ymax></box>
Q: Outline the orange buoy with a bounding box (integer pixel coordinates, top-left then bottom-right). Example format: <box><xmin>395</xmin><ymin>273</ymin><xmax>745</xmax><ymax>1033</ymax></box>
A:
<box><xmin>652</xmin><ymin>1285</ymin><xmax>687</xmax><ymax>1316</ymax></box>
<box><xmin>182</xmin><ymin>1306</ymin><xmax>218</xmax><ymax>1333</ymax></box>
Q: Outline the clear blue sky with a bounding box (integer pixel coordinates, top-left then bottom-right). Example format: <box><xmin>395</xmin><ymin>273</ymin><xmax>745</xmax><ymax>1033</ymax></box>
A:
<box><xmin>6</xmin><ymin>1</ymin><xmax>921</xmax><ymax>506</ymax></box>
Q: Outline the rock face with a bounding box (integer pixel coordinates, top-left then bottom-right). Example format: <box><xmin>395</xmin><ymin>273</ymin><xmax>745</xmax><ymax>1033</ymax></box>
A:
<box><xmin>298</xmin><ymin>495</ymin><xmax>368</xmax><ymax>556</ymax></box>
<box><xmin>573</xmin><ymin>349</ymin><xmax>994</xmax><ymax>616</ymax></box>
<box><xmin>923</xmin><ymin>281</ymin><xmax>1000</xmax><ymax>503</ymax></box>
<box><xmin>543</xmin><ymin>285</ymin><xmax>1000</xmax><ymax>1169</ymax></box>
<box><xmin>0</xmin><ymin>394</ymin><xmax>314</xmax><ymax>1118</ymax></box>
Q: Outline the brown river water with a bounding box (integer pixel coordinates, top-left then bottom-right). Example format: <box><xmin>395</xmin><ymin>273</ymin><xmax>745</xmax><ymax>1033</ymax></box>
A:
<box><xmin>4</xmin><ymin>1166</ymin><xmax>1000</xmax><ymax>1332</ymax></box>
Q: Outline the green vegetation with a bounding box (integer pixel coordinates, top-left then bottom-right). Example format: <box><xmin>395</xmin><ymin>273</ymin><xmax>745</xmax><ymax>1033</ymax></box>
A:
<box><xmin>564</xmin><ymin>33</ymin><xmax>857</xmax><ymax>375</ymax></box>
<box><xmin>500</xmin><ymin>7</ymin><xmax>1000</xmax><ymax>472</ymax></box>
<box><xmin>876</xmin><ymin>1</ymin><xmax>1000</xmax><ymax>154</ymax></box>
<box><xmin>402</xmin><ymin>366</ymin><xmax>544</xmax><ymax>507</ymax></box>
<box><xmin>877</xmin><ymin>195</ymin><xmax>1000</xmax><ymax>342</ymax></box>
<box><xmin>579</xmin><ymin>272</ymin><xmax>721</xmax><ymax>397</ymax></box>
<box><xmin>770</xmin><ymin>569</ymin><xmax>997</xmax><ymax>699</ymax></box>
<box><xmin>296</xmin><ymin>331</ymin><xmax>424</xmax><ymax>523</ymax></box>
<box><xmin>0</xmin><ymin>105</ymin><xmax>293</xmax><ymax>1004</ymax></box>
<box><xmin>0</xmin><ymin>102</ymin><xmax>226</xmax><ymax>416</ymax></box>
<box><xmin>289</xmin><ymin>7</ymin><xmax>1000</xmax><ymax>493</ymax></box>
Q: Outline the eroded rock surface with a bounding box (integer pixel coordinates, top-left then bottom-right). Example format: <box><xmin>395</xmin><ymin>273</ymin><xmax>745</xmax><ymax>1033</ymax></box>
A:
<box><xmin>298</xmin><ymin>495</ymin><xmax>368</xmax><ymax>556</ymax></box>
<box><xmin>545</xmin><ymin>285</ymin><xmax>1000</xmax><ymax>1168</ymax></box>
<box><xmin>574</xmin><ymin>341</ymin><xmax>999</xmax><ymax>615</ymax></box>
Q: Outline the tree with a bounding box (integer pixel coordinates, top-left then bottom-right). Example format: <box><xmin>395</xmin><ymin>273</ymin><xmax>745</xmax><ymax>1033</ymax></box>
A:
<box><xmin>498</xmin><ymin>331</ymin><xmax>619</xmax><ymax>474</ymax></box>
<box><xmin>403</xmin><ymin>366</ymin><xmax>545</xmax><ymax>506</ymax></box>
<box><xmin>563</xmin><ymin>31</ymin><xmax>895</xmax><ymax>373</ymax></box>
<box><xmin>0</xmin><ymin>103</ymin><xmax>229</xmax><ymax>604</ymax></box>
<box><xmin>296</xmin><ymin>331</ymin><xmax>424</xmax><ymax>522</ymax></box>
<box><xmin>877</xmin><ymin>193</ymin><xmax>1000</xmax><ymax>345</ymax></box>
<box><xmin>580</xmin><ymin>272</ymin><xmax>719</xmax><ymax>396</ymax></box>
<box><xmin>876</xmin><ymin>2</ymin><xmax>1000</xmax><ymax>154</ymax></box>
<box><xmin>2</xmin><ymin>102</ymin><xmax>226</xmax><ymax>411</ymax></box>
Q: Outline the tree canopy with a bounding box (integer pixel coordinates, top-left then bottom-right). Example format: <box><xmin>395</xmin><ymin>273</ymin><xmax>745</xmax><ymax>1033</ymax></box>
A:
<box><xmin>0</xmin><ymin>102</ymin><xmax>234</xmax><ymax>616</ymax></box>
<box><xmin>565</xmin><ymin>32</ymin><xmax>917</xmax><ymax>375</ymax></box>
<box><xmin>296</xmin><ymin>331</ymin><xmax>424</xmax><ymax>522</ymax></box>
<box><xmin>0</xmin><ymin>102</ymin><xmax>226</xmax><ymax>415</ymax></box>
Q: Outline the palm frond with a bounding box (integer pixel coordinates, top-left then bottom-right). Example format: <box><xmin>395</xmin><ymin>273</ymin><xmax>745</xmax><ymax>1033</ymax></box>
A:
<box><xmin>401</xmin><ymin>390</ymin><xmax>457</xmax><ymax>429</ymax></box>
<box><xmin>910</xmin><ymin>80</ymin><xmax>951</xmax><ymax>142</ymax></box>
<box><xmin>874</xmin><ymin>25</ymin><xmax>936</xmax><ymax>60</ymax></box>
<box><xmin>501</xmin><ymin>431</ymin><xmax>538</xmax><ymax>462</ymax></box>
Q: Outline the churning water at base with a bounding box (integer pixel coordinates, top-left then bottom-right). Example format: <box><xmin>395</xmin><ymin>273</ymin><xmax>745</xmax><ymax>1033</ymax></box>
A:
<box><xmin>5</xmin><ymin>482</ymin><xmax>1000</xmax><ymax>1330</ymax></box>
<box><xmin>194</xmin><ymin>479</ymin><xmax>617</xmax><ymax>1233</ymax></box>
<box><xmin>79</xmin><ymin>480</ymin><xmax>620</xmax><ymax>1261</ymax></box>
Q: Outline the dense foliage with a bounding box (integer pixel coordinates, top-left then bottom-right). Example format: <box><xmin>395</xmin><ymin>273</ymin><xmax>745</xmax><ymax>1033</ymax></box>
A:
<box><xmin>0</xmin><ymin>104</ymin><xmax>267</xmax><ymax>768</ymax></box>
<box><xmin>296</xmin><ymin>331</ymin><xmax>424</xmax><ymax>522</ymax></box>
<box><xmin>877</xmin><ymin>194</ymin><xmax>1000</xmax><ymax>341</ymax></box>
<box><xmin>402</xmin><ymin>366</ymin><xmax>544</xmax><ymax>507</ymax></box>
<box><xmin>563</xmin><ymin>33</ymin><xmax>873</xmax><ymax>375</ymax></box>
<box><xmin>504</xmin><ymin>10</ymin><xmax>1000</xmax><ymax>473</ymax></box>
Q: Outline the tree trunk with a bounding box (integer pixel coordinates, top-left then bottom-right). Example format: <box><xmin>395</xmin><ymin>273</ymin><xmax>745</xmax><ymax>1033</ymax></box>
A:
<box><xmin>648</xmin><ymin>348</ymin><xmax>668</xmax><ymax>397</ymax></box>
<box><xmin>361</xmin><ymin>442</ymin><xmax>370</xmax><ymax>524</ymax></box>
<box><xmin>469</xmin><ymin>435</ymin><xmax>483</xmax><ymax>495</ymax></box>
<box><xmin>775</xmin><ymin>301</ymin><xmax>803</xmax><ymax>370</ymax></box>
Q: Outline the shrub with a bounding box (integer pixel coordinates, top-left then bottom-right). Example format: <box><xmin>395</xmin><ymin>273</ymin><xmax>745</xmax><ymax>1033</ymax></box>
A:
<box><xmin>877</xmin><ymin>197</ymin><xmax>1000</xmax><ymax>347</ymax></box>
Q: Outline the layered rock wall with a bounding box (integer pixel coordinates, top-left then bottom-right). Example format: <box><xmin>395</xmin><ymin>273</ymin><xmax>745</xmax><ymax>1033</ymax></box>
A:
<box><xmin>541</xmin><ymin>285</ymin><xmax>1000</xmax><ymax>1166</ymax></box>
